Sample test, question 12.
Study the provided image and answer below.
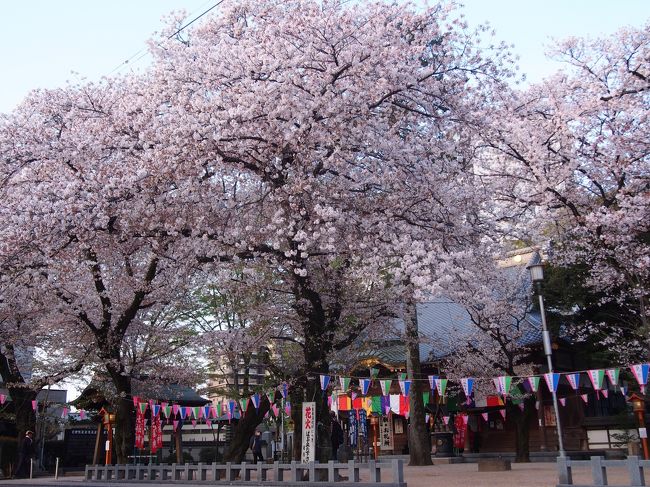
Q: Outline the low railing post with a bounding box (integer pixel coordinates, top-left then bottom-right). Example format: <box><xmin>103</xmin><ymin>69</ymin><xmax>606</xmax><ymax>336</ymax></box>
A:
<box><xmin>392</xmin><ymin>459</ymin><xmax>404</xmax><ymax>486</ymax></box>
<box><xmin>627</xmin><ymin>456</ymin><xmax>644</xmax><ymax>486</ymax></box>
<box><xmin>590</xmin><ymin>456</ymin><xmax>607</xmax><ymax>486</ymax></box>
<box><xmin>557</xmin><ymin>456</ymin><xmax>573</xmax><ymax>485</ymax></box>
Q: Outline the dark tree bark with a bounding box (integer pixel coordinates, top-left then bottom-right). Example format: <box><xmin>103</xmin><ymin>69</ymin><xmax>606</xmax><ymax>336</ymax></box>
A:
<box><xmin>223</xmin><ymin>397</ymin><xmax>270</xmax><ymax>462</ymax></box>
<box><xmin>404</xmin><ymin>300</ymin><xmax>432</xmax><ymax>466</ymax></box>
<box><xmin>106</xmin><ymin>367</ymin><xmax>134</xmax><ymax>464</ymax></box>
<box><xmin>508</xmin><ymin>396</ymin><xmax>535</xmax><ymax>462</ymax></box>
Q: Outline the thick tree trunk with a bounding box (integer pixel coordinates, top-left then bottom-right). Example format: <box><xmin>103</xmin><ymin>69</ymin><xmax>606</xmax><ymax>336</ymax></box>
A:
<box><xmin>11</xmin><ymin>387</ymin><xmax>38</xmax><ymax>462</ymax></box>
<box><xmin>404</xmin><ymin>300</ymin><xmax>432</xmax><ymax>466</ymax></box>
<box><xmin>223</xmin><ymin>398</ymin><xmax>270</xmax><ymax>462</ymax></box>
<box><xmin>106</xmin><ymin>368</ymin><xmax>134</xmax><ymax>464</ymax></box>
<box><xmin>509</xmin><ymin>398</ymin><xmax>534</xmax><ymax>462</ymax></box>
<box><xmin>290</xmin><ymin>385</ymin><xmax>304</xmax><ymax>461</ymax></box>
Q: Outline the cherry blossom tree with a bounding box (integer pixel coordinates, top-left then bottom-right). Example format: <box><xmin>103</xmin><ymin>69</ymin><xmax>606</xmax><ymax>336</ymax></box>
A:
<box><xmin>0</xmin><ymin>82</ymin><xmax>211</xmax><ymax>462</ymax></box>
<box><xmin>144</xmin><ymin>0</ymin><xmax>515</xmax><ymax>464</ymax></box>
<box><xmin>438</xmin><ymin>248</ymin><xmax>540</xmax><ymax>461</ymax></box>
<box><xmin>479</xmin><ymin>22</ymin><xmax>650</xmax><ymax>348</ymax></box>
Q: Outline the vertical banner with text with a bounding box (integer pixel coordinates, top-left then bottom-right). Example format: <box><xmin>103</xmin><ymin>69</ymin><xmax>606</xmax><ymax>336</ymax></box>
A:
<box><xmin>301</xmin><ymin>402</ymin><xmax>316</xmax><ymax>463</ymax></box>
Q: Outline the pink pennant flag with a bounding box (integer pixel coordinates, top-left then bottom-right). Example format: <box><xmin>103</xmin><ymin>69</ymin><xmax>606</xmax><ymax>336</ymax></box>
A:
<box><xmin>32</xmin><ymin>400</ymin><xmax>38</xmax><ymax>411</ymax></box>
<box><xmin>351</xmin><ymin>392</ymin><xmax>357</xmax><ymax>401</ymax></box>
<box><xmin>499</xmin><ymin>409</ymin><xmax>506</xmax><ymax>420</ymax></box>
<box><xmin>173</xmin><ymin>420</ymin><xmax>179</xmax><ymax>431</ymax></box>
<box><xmin>132</xmin><ymin>396</ymin><xmax>140</xmax><ymax>407</ymax></box>
<box><xmin>61</xmin><ymin>407</ymin><xmax>68</xmax><ymax>418</ymax></box>
<box><xmin>79</xmin><ymin>409</ymin><xmax>86</xmax><ymax>420</ymax></box>
<box><xmin>462</xmin><ymin>415</ymin><xmax>469</xmax><ymax>425</ymax></box>
<box><xmin>206</xmin><ymin>420</ymin><xmax>212</xmax><ymax>427</ymax></box>
<box><xmin>0</xmin><ymin>394</ymin><xmax>6</xmax><ymax>405</ymax></box>
<box><xmin>601</xmin><ymin>389</ymin><xmax>609</xmax><ymax>399</ymax></box>
<box><xmin>481</xmin><ymin>412</ymin><xmax>489</xmax><ymax>421</ymax></box>
<box><xmin>173</xmin><ymin>404</ymin><xmax>180</xmax><ymax>415</ymax></box>
<box><xmin>580</xmin><ymin>394</ymin><xmax>588</xmax><ymax>403</ymax></box>
<box><xmin>518</xmin><ymin>403</ymin><xmax>525</xmax><ymax>412</ymax></box>
<box><xmin>327</xmin><ymin>396</ymin><xmax>332</xmax><ymax>408</ymax></box>
<box><xmin>191</xmin><ymin>420</ymin><xmax>197</xmax><ymax>427</ymax></box>
<box><xmin>535</xmin><ymin>401</ymin><xmax>540</xmax><ymax>410</ymax></box>
<box><xmin>442</xmin><ymin>416</ymin><xmax>450</xmax><ymax>425</ymax></box>
<box><xmin>559</xmin><ymin>398</ymin><xmax>566</xmax><ymax>406</ymax></box>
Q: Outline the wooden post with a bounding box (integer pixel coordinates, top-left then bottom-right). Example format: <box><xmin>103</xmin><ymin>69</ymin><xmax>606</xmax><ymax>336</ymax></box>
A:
<box><xmin>93</xmin><ymin>422</ymin><xmax>103</xmax><ymax>465</ymax></box>
<box><xmin>175</xmin><ymin>424</ymin><xmax>183</xmax><ymax>464</ymax></box>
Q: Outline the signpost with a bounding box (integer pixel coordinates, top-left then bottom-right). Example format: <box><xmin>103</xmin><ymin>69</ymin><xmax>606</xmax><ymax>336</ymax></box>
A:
<box><xmin>301</xmin><ymin>402</ymin><xmax>316</xmax><ymax>463</ymax></box>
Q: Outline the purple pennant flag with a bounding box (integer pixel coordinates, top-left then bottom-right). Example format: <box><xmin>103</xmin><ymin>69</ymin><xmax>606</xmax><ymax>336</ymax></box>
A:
<box><xmin>381</xmin><ymin>396</ymin><xmax>391</xmax><ymax>415</ymax></box>
<box><xmin>351</xmin><ymin>391</ymin><xmax>357</xmax><ymax>401</ymax></box>
<box><xmin>360</xmin><ymin>379</ymin><xmax>371</xmax><ymax>396</ymax></box>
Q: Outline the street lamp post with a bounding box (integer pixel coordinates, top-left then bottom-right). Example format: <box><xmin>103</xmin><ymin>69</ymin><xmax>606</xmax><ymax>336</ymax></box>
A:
<box><xmin>528</xmin><ymin>257</ymin><xmax>566</xmax><ymax>457</ymax></box>
<box><xmin>628</xmin><ymin>393</ymin><xmax>649</xmax><ymax>460</ymax></box>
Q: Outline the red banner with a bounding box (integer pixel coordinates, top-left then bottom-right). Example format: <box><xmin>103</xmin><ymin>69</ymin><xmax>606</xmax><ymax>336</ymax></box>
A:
<box><xmin>454</xmin><ymin>414</ymin><xmax>467</xmax><ymax>449</ymax></box>
<box><xmin>151</xmin><ymin>415</ymin><xmax>163</xmax><ymax>453</ymax></box>
<box><xmin>135</xmin><ymin>409</ymin><xmax>146</xmax><ymax>449</ymax></box>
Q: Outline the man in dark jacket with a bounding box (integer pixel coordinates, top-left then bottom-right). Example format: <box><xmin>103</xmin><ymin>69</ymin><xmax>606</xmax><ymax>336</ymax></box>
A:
<box><xmin>330</xmin><ymin>412</ymin><xmax>344</xmax><ymax>461</ymax></box>
<box><xmin>249</xmin><ymin>430</ymin><xmax>264</xmax><ymax>464</ymax></box>
<box><xmin>14</xmin><ymin>430</ymin><xmax>34</xmax><ymax>478</ymax></box>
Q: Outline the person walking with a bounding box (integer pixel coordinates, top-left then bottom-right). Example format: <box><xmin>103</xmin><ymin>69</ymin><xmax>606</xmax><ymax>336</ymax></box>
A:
<box><xmin>330</xmin><ymin>412</ymin><xmax>344</xmax><ymax>461</ymax></box>
<box><xmin>250</xmin><ymin>430</ymin><xmax>264</xmax><ymax>464</ymax></box>
<box><xmin>14</xmin><ymin>430</ymin><xmax>34</xmax><ymax>478</ymax></box>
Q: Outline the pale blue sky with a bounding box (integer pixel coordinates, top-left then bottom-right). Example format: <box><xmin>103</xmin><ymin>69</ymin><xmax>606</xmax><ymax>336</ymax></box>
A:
<box><xmin>1</xmin><ymin>1</ymin><xmax>649</xmax><ymax>113</ymax></box>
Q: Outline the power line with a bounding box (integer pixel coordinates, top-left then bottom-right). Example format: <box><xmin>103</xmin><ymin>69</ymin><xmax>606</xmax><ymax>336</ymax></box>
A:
<box><xmin>108</xmin><ymin>0</ymin><xmax>227</xmax><ymax>76</ymax></box>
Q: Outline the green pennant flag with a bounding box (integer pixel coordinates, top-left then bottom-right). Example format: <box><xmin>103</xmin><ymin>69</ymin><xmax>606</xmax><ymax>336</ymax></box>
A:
<box><xmin>339</xmin><ymin>377</ymin><xmax>351</xmax><ymax>393</ymax></box>
<box><xmin>371</xmin><ymin>396</ymin><xmax>382</xmax><ymax>413</ymax></box>
<box><xmin>216</xmin><ymin>403</ymin><xmax>222</xmax><ymax>417</ymax></box>
<box><xmin>139</xmin><ymin>402</ymin><xmax>148</xmax><ymax>415</ymax></box>
<box><xmin>398</xmin><ymin>372</ymin><xmax>407</xmax><ymax>381</ymax></box>
<box><xmin>239</xmin><ymin>398</ymin><xmax>249</xmax><ymax>412</ymax></box>
<box><xmin>422</xmin><ymin>392</ymin><xmax>430</xmax><ymax>405</ymax></box>
<box><xmin>192</xmin><ymin>406</ymin><xmax>200</xmax><ymax>419</ymax></box>
<box><xmin>370</xmin><ymin>367</ymin><xmax>379</xmax><ymax>379</ymax></box>
<box><xmin>380</xmin><ymin>379</ymin><xmax>392</xmax><ymax>396</ymax></box>
<box><xmin>163</xmin><ymin>405</ymin><xmax>171</xmax><ymax>418</ymax></box>
<box><xmin>436</xmin><ymin>378</ymin><xmax>448</xmax><ymax>397</ymax></box>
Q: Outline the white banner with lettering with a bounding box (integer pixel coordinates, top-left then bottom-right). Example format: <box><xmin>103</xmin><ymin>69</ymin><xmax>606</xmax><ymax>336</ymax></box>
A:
<box><xmin>301</xmin><ymin>402</ymin><xmax>316</xmax><ymax>463</ymax></box>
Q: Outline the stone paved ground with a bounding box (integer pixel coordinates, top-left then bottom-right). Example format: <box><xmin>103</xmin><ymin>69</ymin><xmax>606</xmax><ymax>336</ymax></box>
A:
<box><xmin>0</xmin><ymin>462</ymin><xmax>634</xmax><ymax>487</ymax></box>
